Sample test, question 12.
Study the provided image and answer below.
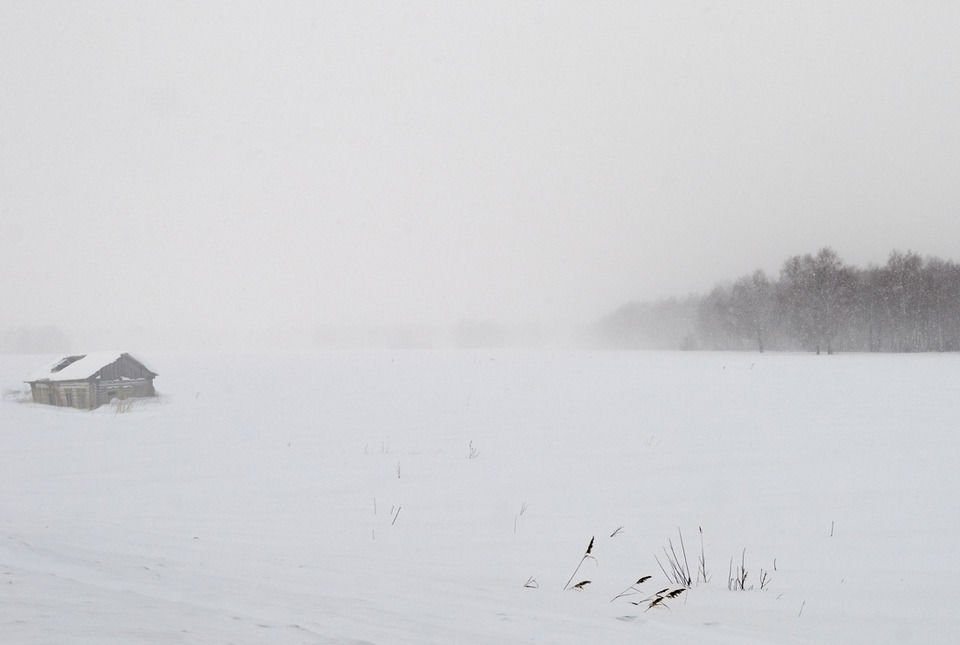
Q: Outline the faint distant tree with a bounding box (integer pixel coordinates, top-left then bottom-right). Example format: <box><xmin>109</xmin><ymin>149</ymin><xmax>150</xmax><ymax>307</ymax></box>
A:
<box><xmin>597</xmin><ymin>297</ymin><xmax>699</xmax><ymax>349</ymax></box>
<box><xmin>924</xmin><ymin>257</ymin><xmax>960</xmax><ymax>351</ymax></box>
<box><xmin>778</xmin><ymin>248</ymin><xmax>856</xmax><ymax>354</ymax></box>
<box><xmin>830</xmin><ymin>266</ymin><xmax>877</xmax><ymax>352</ymax></box>
<box><xmin>778</xmin><ymin>255</ymin><xmax>815</xmax><ymax>350</ymax></box>
<box><xmin>696</xmin><ymin>285</ymin><xmax>736</xmax><ymax>350</ymax></box>
<box><xmin>944</xmin><ymin>260</ymin><xmax>960</xmax><ymax>350</ymax></box>
<box><xmin>856</xmin><ymin>265</ymin><xmax>889</xmax><ymax>351</ymax></box>
<box><xmin>695</xmin><ymin>274</ymin><xmax>777</xmax><ymax>352</ymax></box>
<box><xmin>727</xmin><ymin>270</ymin><xmax>776</xmax><ymax>352</ymax></box>
<box><xmin>881</xmin><ymin>250</ymin><xmax>925</xmax><ymax>351</ymax></box>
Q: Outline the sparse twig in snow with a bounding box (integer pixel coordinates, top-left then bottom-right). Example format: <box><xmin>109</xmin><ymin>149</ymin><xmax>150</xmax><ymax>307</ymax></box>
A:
<box><xmin>514</xmin><ymin>502</ymin><xmax>528</xmax><ymax>535</ymax></box>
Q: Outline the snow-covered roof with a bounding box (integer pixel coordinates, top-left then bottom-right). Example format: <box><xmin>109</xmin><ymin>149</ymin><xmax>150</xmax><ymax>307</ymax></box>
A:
<box><xmin>28</xmin><ymin>352</ymin><xmax>151</xmax><ymax>382</ymax></box>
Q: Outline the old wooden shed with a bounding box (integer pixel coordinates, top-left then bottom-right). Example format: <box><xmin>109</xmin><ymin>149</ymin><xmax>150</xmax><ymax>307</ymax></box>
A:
<box><xmin>27</xmin><ymin>352</ymin><xmax>157</xmax><ymax>410</ymax></box>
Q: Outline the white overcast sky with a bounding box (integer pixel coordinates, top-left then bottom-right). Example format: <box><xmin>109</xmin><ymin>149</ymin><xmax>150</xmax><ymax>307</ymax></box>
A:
<box><xmin>2</xmin><ymin>1</ymin><xmax>959</xmax><ymax>338</ymax></box>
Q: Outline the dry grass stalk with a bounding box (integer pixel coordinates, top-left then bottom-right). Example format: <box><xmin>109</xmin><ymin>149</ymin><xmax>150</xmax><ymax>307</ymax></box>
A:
<box><xmin>609</xmin><ymin>575</ymin><xmax>652</xmax><ymax>603</ymax></box>
<box><xmin>655</xmin><ymin>528</ymin><xmax>693</xmax><ymax>588</ymax></box>
<box><xmin>759</xmin><ymin>568</ymin><xmax>771</xmax><ymax>590</ymax></box>
<box><xmin>632</xmin><ymin>587</ymin><xmax>685</xmax><ymax>611</ymax></box>
<box><xmin>563</xmin><ymin>537</ymin><xmax>596</xmax><ymax>591</ymax></box>
<box><xmin>728</xmin><ymin>548</ymin><xmax>748</xmax><ymax>590</ymax></box>
<box><xmin>697</xmin><ymin>526</ymin><xmax>709</xmax><ymax>583</ymax></box>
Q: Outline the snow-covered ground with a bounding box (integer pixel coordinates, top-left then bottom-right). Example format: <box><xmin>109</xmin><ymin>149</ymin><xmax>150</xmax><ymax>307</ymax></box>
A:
<box><xmin>2</xmin><ymin>350</ymin><xmax>958</xmax><ymax>644</ymax></box>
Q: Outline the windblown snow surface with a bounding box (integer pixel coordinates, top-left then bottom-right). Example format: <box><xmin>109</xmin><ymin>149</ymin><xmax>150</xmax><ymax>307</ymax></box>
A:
<box><xmin>2</xmin><ymin>350</ymin><xmax>958</xmax><ymax>644</ymax></box>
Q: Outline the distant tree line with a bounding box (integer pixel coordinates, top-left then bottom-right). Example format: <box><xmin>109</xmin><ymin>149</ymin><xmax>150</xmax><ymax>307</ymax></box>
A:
<box><xmin>597</xmin><ymin>249</ymin><xmax>960</xmax><ymax>353</ymax></box>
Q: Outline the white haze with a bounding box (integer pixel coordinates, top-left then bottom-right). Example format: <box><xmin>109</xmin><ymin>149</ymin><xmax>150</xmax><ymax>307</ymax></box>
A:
<box><xmin>2</xmin><ymin>2</ymin><xmax>959</xmax><ymax>350</ymax></box>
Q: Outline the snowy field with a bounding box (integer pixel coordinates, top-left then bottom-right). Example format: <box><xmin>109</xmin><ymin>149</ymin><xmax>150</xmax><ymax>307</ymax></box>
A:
<box><xmin>2</xmin><ymin>350</ymin><xmax>958</xmax><ymax>644</ymax></box>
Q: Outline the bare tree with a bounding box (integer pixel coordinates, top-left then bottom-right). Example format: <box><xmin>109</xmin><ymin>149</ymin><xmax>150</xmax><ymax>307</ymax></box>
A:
<box><xmin>728</xmin><ymin>270</ymin><xmax>775</xmax><ymax>352</ymax></box>
<box><xmin>778</xmin><ymin>248</ymin><xmax>856</xmax><ymax>354</ymax></box>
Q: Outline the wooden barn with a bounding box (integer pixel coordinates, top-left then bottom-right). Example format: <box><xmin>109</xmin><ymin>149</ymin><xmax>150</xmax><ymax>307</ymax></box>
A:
<box><xmin>27</xmin><ymin>352</ymin><xmax>157</xmax><ymax>410</ymax></box>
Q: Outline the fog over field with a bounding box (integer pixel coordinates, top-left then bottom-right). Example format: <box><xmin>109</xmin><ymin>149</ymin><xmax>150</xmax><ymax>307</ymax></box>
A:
<box><xmin>3</xmin><ymin>2</ymin><xmax>960</xmax><ymax>351</ymax></box>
